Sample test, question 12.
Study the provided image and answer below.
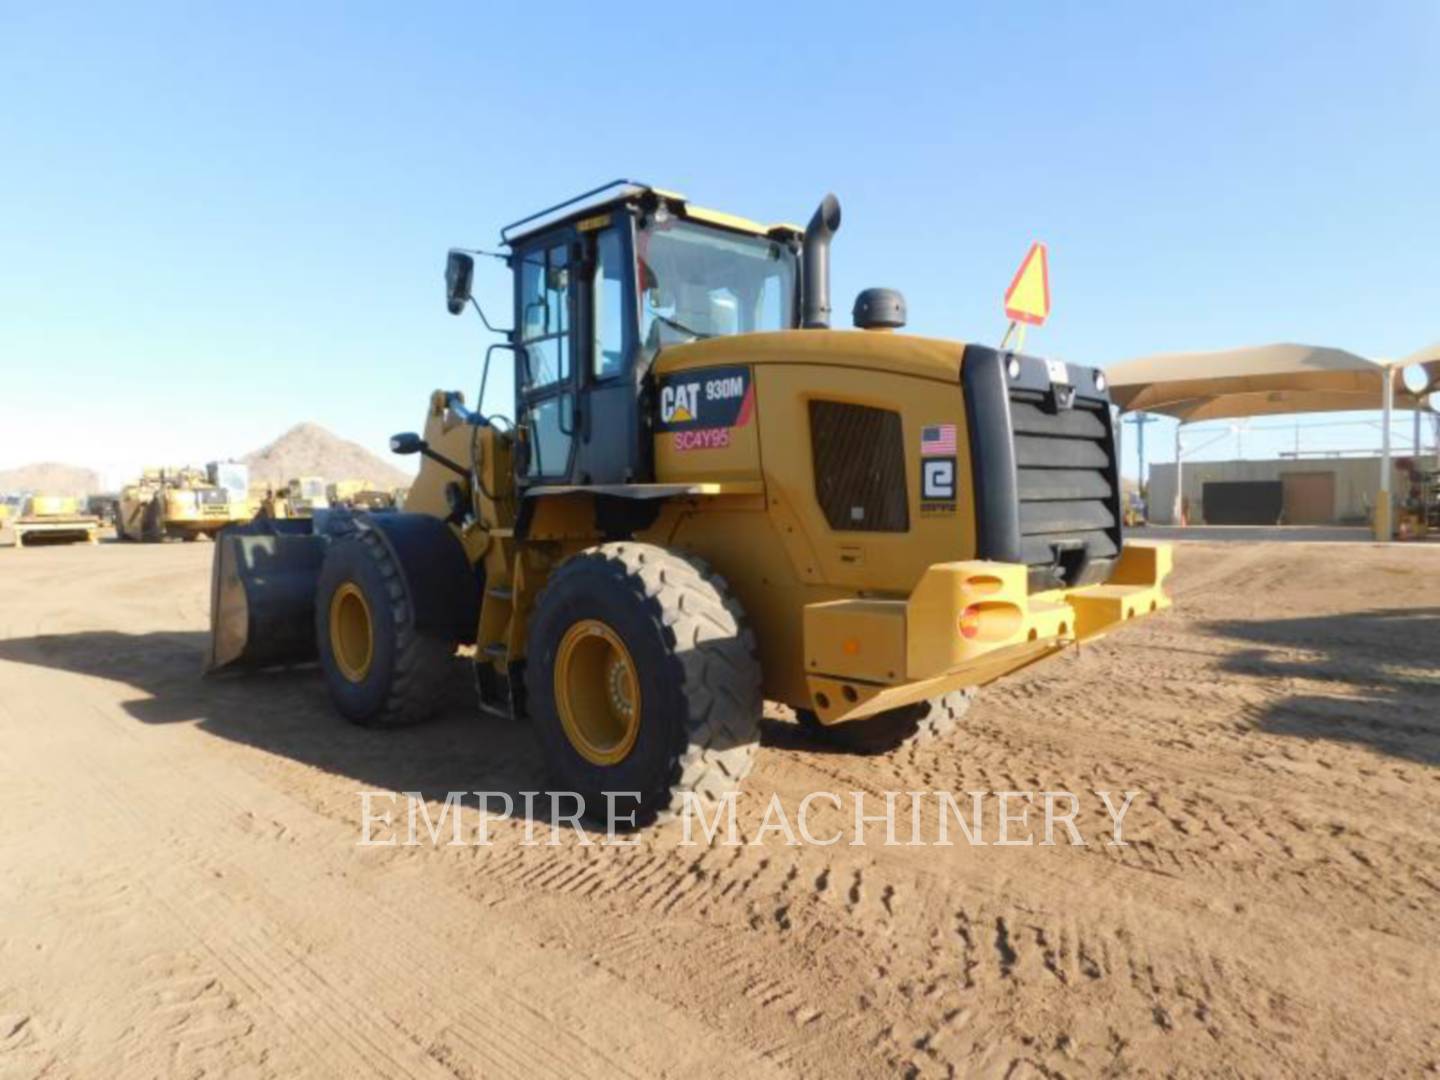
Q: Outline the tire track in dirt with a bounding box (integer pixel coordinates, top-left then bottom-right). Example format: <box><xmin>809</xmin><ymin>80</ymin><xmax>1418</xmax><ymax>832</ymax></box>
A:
<box><xmin>0</xmin><ymin>652</ymin><xmax>783</xmax><ymax>1079</ymax></box>
<box><xmin>4</xmin><ymin>539</ymin><xmax>1440</xmax><ymax>1076</ymax></box>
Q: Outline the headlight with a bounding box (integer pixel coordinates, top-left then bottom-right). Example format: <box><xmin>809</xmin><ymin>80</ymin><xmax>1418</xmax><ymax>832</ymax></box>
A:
<box><xmin>1093</xmin><ymin>370</ymin><xmax>1107</xmax><ymax>392</ymax></box>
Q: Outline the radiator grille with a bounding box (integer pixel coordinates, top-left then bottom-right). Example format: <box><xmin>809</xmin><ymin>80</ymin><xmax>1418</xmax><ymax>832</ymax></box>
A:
<box><xmin>809</xmin><ymin>401</ymin><xmax>909</xmax><ymax>533</ymax></box>
<box><xmin>1009</xmin><ymin>391</ymin><xmax>1119</xmax><ymax>589</ymax></box>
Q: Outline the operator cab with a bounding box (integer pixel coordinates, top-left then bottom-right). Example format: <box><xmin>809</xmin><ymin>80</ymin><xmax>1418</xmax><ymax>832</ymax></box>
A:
<box><xmin>448</xmin><ymin>181</ymin><xmax>806</xmax><ymax>487</ymax></box>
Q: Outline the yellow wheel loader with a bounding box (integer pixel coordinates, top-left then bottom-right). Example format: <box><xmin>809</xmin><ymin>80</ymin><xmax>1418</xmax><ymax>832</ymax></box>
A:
<box><xmin>117</xmin><ymin>465</ymin><xmax>252</xmax><ymax>542</ymax></box>
<box><xmin>209</xmin><ymin>180</ymin><xmax>1171</xmax><ymax>821</ymax></box>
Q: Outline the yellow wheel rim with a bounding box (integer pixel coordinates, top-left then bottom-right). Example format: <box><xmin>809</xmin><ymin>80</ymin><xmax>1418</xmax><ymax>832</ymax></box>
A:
<box><xmin>554</xmin><ymin>619</ymin><xmax>641</xmax><ymax>766</ymax></box>
<box><xmin>329</xmin><ymin>582</ymin><xmax>374</xmax><ymax>683</ymax></box>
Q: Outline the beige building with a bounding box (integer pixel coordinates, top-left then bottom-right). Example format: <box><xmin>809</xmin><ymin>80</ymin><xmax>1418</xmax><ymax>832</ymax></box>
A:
<box><xmin>1146</xmin><ymin>456</ymin><xmax>1410</xmax><ymax>526</ymax></box>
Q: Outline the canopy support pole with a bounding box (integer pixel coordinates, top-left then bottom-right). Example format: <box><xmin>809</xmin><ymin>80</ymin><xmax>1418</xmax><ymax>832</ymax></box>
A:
<box><xmin>1174</xmin><ymin>422</ymin><xmax>1184</xmax><ymax>526</ymax></box>
<box><xmin>1376</xmin><ymin>367</ymin><xmax>1393</xmax><ymax>540</ymax></box>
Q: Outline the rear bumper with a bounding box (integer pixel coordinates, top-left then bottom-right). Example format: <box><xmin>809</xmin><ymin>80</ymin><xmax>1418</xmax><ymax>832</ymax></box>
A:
<box><xmin>803</xmin><ymin>541</ymin><xmax>1172</xmax><ymax>724</ymax></box>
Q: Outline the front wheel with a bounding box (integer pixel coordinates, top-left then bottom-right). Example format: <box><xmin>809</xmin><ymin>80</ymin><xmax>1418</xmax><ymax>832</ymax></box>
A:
<box><xmin>797</xmin><ymin>689</ymin><xmax>975</xmax><ymax>754</ymax></box>
<box><xmin>525</xmin><ymin>543</ymin><xmax>762</xmax><ymax>824</ymax></box>
<box><xmin>315</xmin><ymin>524</ymin><xmax>455</xmax><ymax>727</ymax></box>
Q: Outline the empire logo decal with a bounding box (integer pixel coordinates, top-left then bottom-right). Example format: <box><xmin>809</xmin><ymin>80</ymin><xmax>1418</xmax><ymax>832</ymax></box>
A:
<box><xmin>656</xmin><ymin>366</ymin><xmax>753</xmax><ymax>435</ymax></box>
<box><xmin>920</xmin><ymin>456</ymin><xmax>957</xmax><ymax>514</ymax></box>
<box><xmin>919</xmin><ymin>422</ymin><xmax>958</xmax><ymax>513</ymax></box>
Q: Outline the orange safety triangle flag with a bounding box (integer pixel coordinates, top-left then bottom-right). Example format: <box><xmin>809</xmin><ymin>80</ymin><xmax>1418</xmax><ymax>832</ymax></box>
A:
<box><xmin>1003</xmin><ymin>242</ymin><xmax>1050</xmax><ymax>326</ymax></box>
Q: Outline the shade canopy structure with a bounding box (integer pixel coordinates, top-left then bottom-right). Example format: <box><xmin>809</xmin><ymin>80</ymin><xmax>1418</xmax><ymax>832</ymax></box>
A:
<box><xmin>1105</xmin><ymin>343</ymin><xmax>1408</xmax><ymax>422</ymax></box>
<box><xmin>1104</xmin><ymin>343</ymin><xmax>1432</xmax><ymax>538</ymax></box>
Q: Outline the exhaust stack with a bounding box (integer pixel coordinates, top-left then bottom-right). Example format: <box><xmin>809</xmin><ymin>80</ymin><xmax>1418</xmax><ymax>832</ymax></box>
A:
<box><xmin>801</xmin><ymin>194</ymin><xmax>842</xmax><ymax>329</ymax></box>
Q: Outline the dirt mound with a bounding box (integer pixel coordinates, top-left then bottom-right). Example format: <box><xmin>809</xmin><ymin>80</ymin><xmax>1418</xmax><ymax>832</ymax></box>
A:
<box><xmin>242</xmin><ymin>422</ymin><xmax>412</xmax><ymax>489</ymax></box>
<box><xmin>0</xmin><ymin>462</ymin><xmax>100</xmax><ymax>496</ymax></box>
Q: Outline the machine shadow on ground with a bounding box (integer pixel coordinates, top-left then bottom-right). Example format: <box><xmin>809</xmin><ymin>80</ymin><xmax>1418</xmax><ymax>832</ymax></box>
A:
<box><xmin>0</xmin><ymin>628</ymin><xmax>810</xmax><ymax>824</ymax></box>
<box><xmin>0</xmin><ymin>629</ymin><xmax>572</xmax><ymax>821</ymax></box>
<box><xmin>1202</xmin><ymin>607</ymin><xmax>1440</xmax><ymax>766</ymax></box>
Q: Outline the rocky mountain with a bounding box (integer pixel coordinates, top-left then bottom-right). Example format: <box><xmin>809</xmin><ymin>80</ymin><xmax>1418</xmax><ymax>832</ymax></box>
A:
<box><xmin>241</xmin><ymin>422</ymin><xmax>413</xmax><ymax>489</ymax></box>
<box><xmin>0</xmin><ymin>462</ymin><xmax>101</xmax><ymax>496</ymax></box>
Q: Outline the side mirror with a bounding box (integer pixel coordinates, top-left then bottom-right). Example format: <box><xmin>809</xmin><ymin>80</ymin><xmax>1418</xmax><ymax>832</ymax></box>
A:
<box><xmin>389</xmin><ymin>432</ymin><xmax>424</xmax><ymax>455</ymax></box>
<box><xmin>445</xmin><ymin>250</ymin><xmax>475</xmax><ymax>316</ymax></box>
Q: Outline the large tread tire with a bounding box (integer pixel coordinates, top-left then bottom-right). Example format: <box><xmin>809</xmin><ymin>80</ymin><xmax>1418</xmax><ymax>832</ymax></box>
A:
<box><xmin>140</xmin><ymin>498</ymin><xmax>165</xmax><ymax>543</ymax></box>
<box><xmin>315</xmin><ymin>516</ymin><xmax>454</xmax><ymax>728</ymax></box>
<box><xmin>526</xmin><ymin>542</ymin><xmax>761</xmax><ymax>824</ymax></box>
<box><xmin>797</xmin><ymin>688</ymin><xmax>975</xmax><ymax>755</ymax></box>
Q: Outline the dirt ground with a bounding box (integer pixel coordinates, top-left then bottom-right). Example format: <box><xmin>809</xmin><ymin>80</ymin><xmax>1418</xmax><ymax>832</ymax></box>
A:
<box><xmin>1</xmin><ymin>536</ymin><xmax>1437</xmax><ymax>1078</ymax></box>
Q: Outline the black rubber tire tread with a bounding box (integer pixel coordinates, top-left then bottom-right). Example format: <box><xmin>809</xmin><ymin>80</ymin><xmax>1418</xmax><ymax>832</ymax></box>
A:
<box><xmin>525</xmin><ymin>542</ymin><xmax>762</xmax><ymax>822</ymax></box>
<box><xmin>316</xmin><ymin>514</ymin><xmax>454</xmax><ymax>728</ymax></box>
<box><xmin>141</xmin><ymin>498</ymin><xmax>165</xmax><ymax>543</ymax></box>
<box><xmin>797</xmin><ymin>688</ymin><xmax>975</xmax><ymax>755</ymax></box>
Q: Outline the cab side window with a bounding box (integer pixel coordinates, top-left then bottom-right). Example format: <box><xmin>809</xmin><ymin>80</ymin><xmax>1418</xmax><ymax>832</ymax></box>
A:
<box><xmin>518</xmin><ymin>240</ymin><xmax>575</xmax><ymax>478</ymax></box>
<box><xmin>592</xmin><ymin>228</ymin><xmax>626</xmax><ymax>380</ymax></box>
<box><xmin>519</xmin><ymin>244</ymin><xmax>570</xmax><ymax>387</ymax></box>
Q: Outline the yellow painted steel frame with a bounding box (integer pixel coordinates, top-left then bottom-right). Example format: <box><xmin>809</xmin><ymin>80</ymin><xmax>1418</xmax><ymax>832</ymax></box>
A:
<box><xmin>639</xmin><ymin>330</ymin><xmax>1174</xmax><ymax>724</ymax></box>
<box><xmin>802</xmin><ymin>542</ymin><xmax>1171</xmax><ymax>724</ymax></box>
<box><xmin>407</xmin><ymin>325</ymin><xmax>1174</xmax><ymax>725</ymax></box>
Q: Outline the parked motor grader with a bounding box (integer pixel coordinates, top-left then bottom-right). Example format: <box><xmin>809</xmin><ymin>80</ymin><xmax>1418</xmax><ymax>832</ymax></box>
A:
<box><xmin>117</xmin><ymin>465</ymin><xmax>251</xmax><ymax>542</ymax></box>
<box><xmin>210</xmin><ymin>181</ymin><xmax>1171</xmax><ymax>821</ymax></box>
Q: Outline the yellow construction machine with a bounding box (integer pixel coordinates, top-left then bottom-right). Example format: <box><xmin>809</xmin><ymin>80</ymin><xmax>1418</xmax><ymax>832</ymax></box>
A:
<box><xmin>328</xmin><ymin>478</ymin><xmax>397</xmax><ymax>511</ymax></box>
<box><xmin>210</xmin><ymin>181</ymin><xmax>1171</xmax><ymax>821</ymax></box>
<box><xmin>268</xmin><ymin>476</ymin><xmax>329</xmax><ymax>518</ymax></box>
<box><xmin>117</xmin><ymin>463</ymin><xmax>252</xmax><ymax>542</ymax></box>
<box><xmin>12</xmin><ymin>494</ymin><xmax>100</xmax><ymax>548</ymax></box>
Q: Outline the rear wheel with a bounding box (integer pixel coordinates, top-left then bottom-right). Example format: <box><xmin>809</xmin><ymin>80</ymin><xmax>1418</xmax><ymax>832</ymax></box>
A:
<box><xmin>526</xmin><ymin>543</ymin><xmax>761</xmax><ymax>823</ymax></box>
<box><xmin>315</xmin><ymin>522</ymin><xmax>454</xmax><ymax>727</ymax></box>
<box><xmin>140</xmin><ymin>498</ymin><xmax>165</xmax><ymax>543</ymax></box>
<box><xmin>796</xmin><ymin>689</ymin><xmax>975</xmax><ymax>754</ymax></box>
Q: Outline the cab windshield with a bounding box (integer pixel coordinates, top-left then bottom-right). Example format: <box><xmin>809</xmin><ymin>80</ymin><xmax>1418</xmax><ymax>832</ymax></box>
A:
<box><xmin>637</xmin><ymin>219</ymin><xmax>796</xmax><ymax>349</ymax></box>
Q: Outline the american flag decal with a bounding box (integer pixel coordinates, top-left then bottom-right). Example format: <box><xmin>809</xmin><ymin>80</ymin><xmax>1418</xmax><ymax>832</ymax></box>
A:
<box><xmin>920</xmin><ymin>423</ymin><xmax>957</xmax><ymax>456</ymax></box>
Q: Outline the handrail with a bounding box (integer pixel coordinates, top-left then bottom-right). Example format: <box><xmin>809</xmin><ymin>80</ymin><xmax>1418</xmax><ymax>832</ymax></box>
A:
<box><xmin>499</xmin><ymin>179</ymin><xmax>649</xmax><ymax>245</ymax></box>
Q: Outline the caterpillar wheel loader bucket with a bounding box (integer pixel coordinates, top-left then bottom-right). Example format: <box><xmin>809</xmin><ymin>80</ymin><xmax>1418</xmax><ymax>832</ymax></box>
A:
<box><xmin>207</xmin><ymin>517</ymin><xmax>328</xmax><ymax>672</ymax></box>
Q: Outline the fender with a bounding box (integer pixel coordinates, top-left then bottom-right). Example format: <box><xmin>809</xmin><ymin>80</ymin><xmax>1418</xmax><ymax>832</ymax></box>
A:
<box><xmin>359</xmin><ymin>512</ymin><xmax>481</xmax><ymax>644</ymax></box>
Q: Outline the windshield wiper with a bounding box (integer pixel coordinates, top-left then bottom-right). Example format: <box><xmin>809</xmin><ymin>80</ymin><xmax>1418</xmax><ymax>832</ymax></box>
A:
<box><xmin>653</xmin><ymin>313</ymin><xmax>712</xmax><ymax>341</ymax></box>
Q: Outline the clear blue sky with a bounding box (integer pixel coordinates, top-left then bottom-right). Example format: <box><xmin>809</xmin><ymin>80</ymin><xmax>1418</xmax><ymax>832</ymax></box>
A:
<box><xmin>2</xmin><ymin>2</ymin><xmax>1437</xmax><ymax>487</ymax></box>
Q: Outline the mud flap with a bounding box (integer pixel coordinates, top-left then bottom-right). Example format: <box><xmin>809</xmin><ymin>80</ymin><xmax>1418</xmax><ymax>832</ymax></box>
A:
<box><xmin>207</xmin><ymin>518</ymin><xmax>327</xmax><ymax>672</ymax></box>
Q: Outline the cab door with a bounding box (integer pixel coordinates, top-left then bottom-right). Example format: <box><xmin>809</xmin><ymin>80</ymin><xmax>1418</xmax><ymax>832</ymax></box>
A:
<box><xmin>515</xmin><ymin>231</ymin><xmax>579</xmax><ymax>483</ymax></box>
<box><xmin>572</xmin><ymin>217</ymin><xmax>643</xmax><ymax>484</ymax></box>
